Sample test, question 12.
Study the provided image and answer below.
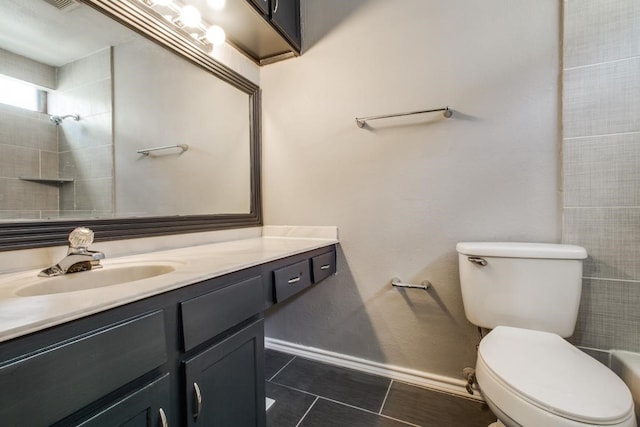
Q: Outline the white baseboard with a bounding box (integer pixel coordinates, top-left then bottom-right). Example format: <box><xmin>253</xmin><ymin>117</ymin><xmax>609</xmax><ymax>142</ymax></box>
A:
<box><xmin>265</xmin><ymin>338</ymin><xmax>485</xmax><ymax>402</ymax></box>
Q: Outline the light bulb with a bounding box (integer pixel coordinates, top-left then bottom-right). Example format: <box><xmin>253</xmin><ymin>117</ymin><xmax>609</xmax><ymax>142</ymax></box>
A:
<box><xmin>179</xmin><ymin>5</ymin><xmax>201</xmax><ymax>27</ymax></box>
<box><xmin>207</xmin><ymin>0</ymin><xmax>226</xmax><ymax>10</ymax></box>
<box><xmin>205</xmin><ymin>25</ymin><xmax>226</xmax><ymax>45</ymax></box>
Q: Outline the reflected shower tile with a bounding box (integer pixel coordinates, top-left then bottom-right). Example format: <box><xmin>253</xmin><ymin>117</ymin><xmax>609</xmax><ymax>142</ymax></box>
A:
<box><xmin>74</xmin><ymin>178</ymin><xmax>113</xmax><ymax>212</ymax></box>
<box><xmin>40</xmin><ymin>150</ymin><xmax>59</xmax><ymax>178</ymax></box>
<box><xmin>57</xmin><ymin>47</ymin><xmax>111</xmax><ymax>88</ymax></box>
<box><xmin>0</xmin><ymin>145</ymin><xmax>40</xmax><ymax>178</ymax></box>
<box><xmin>0</xmin><ymin>178</ymin><xmax>58</xmax><ymax>210</ymax></box>
<box><xmin>59</xmin><ymin>112</ymin><xmax>112</xmax><ymax>152</ymax></box>
<box><xmin>59</xmin><ymin>144</ymin><xmax>113</xmax><ymax>180</ymax></box>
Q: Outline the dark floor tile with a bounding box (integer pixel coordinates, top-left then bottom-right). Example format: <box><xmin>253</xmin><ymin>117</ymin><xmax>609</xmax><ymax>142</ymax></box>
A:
<box><xmin>271</xmin><ymin>357</ymin><xmax>391</xmax><ymax>412</ymax></box>
<box><xmin>381</xmin><ymin>382</ymin><xmax>496</xmax><ymax>427</ymax></box>
<box><xmin>265</xmin><ymin>349</ymin><xmax>295</xmax><ymax>380</ymax></box>
<box><xmin>300</xmin><ymin>398</ymin><xmax>410</xmax><ymax>427</ymax></box>
<box><xmin>266</xmin><ymin>381</ymin><xmax>317</xmax><ymax>427</ymax></box>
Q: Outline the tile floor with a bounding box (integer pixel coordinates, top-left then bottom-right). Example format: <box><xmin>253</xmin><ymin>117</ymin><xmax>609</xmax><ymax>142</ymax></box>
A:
<box><xmin>265</xmin><ymin>349</ymin><xmax>497</xmax><ymax>427</ymax></box>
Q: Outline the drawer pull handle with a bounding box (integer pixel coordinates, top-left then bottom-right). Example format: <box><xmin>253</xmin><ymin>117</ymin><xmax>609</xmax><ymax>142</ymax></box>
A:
<box><xmin>320</xmin><ymin>264</ymin><xmax>331</xmax><ymax>270</ymax></box>
<box><xmin>193</xmin><ymin>382</ymin><xmax>203</xmax><ymax>420</ymax></box>
<box><xmin>288</xmin><ymin>276</ymin><xmax>301</xmax><ymax>284</ymax></box>
<box><xmin>273</xmin><ymin>0</ymin><xmax>279</xmax><ymax>14</ymax></box>
<box><xmin>159</xmin><ymin>408</ymin><xmax>168</xmax><ymax>427</ymax></box>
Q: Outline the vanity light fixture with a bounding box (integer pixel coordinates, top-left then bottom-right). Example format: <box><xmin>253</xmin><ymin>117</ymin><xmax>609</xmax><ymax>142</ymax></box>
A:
<box><xmin>205</xmin><ymin>25</ymin><xmax>226</xmax><ymax>45</ymax></box>
<box><xmin>138</xmin><ymin>0</ymin><xmax>226</xmax><ymax>52</ymax></box>
<box><xmin>177</xmin><ymin>4</ymin><xmax>201</xmax><ymax>27</ymax></box>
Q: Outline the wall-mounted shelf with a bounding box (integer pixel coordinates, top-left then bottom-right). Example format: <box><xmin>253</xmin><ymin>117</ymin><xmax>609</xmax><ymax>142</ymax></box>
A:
<box><xmin>19</xmin><ymin>177</ymin><xmax>74</xmax><ymax>185</ymax></box>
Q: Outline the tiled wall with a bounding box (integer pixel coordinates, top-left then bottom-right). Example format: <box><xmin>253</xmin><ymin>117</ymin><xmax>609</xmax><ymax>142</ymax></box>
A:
<box><xmin>0</xmin><ymin>49</ymin><xmax>58</xmax><ymax>219</ymax></box>
<box><xmin>563</xmin><ymin>0</ymin><xmax>640</xmax><ymax>352</ymax></box>
<box><xmin>0</xmin><ymin>48</ymin><xmax>113</xmax><ymax>219</ymax></box>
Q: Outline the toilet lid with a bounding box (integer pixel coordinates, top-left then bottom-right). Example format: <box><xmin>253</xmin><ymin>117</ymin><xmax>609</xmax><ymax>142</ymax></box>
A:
<box><xmin>478</xmin><ymin>326</ymin><xmax>634</xmax><ymax>424</ymax></box>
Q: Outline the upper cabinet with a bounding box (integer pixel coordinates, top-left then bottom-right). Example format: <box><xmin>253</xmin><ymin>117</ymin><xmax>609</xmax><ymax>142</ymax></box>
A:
<box><xmin>241</xmin><ymin>0</ymin><xmax>301</xmax><ymax>63</ymax></box>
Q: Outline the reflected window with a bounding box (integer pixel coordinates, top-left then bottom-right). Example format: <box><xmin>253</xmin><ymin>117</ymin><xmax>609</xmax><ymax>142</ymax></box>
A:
<box><xmin>0</xmin><ymin>74</ymin><xmax>46</xmax><ymax>113</ymax></box>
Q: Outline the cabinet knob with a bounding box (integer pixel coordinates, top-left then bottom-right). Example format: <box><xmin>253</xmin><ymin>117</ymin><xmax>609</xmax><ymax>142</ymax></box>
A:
<box><xmin>193</xmin><ymin>382</ymin><xmax>203</xmax><ymax>420</ymax></box>
<box><xmin>159</xmin><ymin>408</ymin><xmax>168</xmax><ymax>427</ymax></box>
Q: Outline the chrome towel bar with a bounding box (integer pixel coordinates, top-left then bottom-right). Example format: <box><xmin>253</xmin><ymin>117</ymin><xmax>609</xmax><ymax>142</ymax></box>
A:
<box><xmin>391</xmin><ymin>277</ymin><xmax>431</xmax><ymax>291</ymax></box>
<box><xmin>356</xmin><ymin>106</ymin><xmax>452</xmax><ymax>128</ymax></box>
<box><xmin>137</xmin><ymin>144</ymin><xmax>189</xmax><ymax>156</ymax></box>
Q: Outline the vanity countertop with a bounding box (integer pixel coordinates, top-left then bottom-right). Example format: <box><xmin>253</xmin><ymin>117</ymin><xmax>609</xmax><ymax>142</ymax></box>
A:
<box><xmin>0</xmin><ymin>233</ymin><xmax>338</xmax><ymax>343</ymax></box>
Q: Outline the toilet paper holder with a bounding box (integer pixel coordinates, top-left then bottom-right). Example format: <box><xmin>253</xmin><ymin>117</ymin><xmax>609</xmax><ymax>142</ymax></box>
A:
<box><xmin>391</xmin><ymin>277</ymin><xmax>431</xmax><ymax>291</ymax></box>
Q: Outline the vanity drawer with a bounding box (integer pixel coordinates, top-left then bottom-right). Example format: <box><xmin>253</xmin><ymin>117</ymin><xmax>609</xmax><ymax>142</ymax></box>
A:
<box><xmin>0</xmin><ymin>310</ymin><xmax>167</xmax><ymax>426</ymax></box>
<box><xmin>181</xmin><ymin>275</ymin><xmax>263</xmax><ymax>351</ymax></box>
<box><xmin>311</xmin><ymin>251</ymin><xmax>336</xmax><ymax>283</ymax></box>
<box><xmin>273</xmin><ymin>260</ymin><xmax>311</xmax><ymax>302</ymax></box>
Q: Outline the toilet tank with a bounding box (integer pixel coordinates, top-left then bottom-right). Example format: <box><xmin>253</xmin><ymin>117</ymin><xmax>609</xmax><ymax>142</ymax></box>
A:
<box><xmin>456</xmin><ymin>242</ymin><xmax>587</xmax><ymax>337</ymax></box>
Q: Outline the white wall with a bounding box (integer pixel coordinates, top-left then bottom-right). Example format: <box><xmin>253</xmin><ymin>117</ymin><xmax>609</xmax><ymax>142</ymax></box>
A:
<box><xmin>261</xmin><ymin>0</ymin><xmax>561</xmax><ymax>379</ymax></box>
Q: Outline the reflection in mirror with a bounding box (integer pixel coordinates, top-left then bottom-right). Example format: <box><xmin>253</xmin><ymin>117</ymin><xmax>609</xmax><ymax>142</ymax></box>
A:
<box><xmin>114</xmin><ymin>36</ymin><xmax>250</xmax><ymax>216</ymax></box>
<box><xmin>0</xmin><ymin>0</ymin><xmax>261</xmax><ymax>249</ymax></box>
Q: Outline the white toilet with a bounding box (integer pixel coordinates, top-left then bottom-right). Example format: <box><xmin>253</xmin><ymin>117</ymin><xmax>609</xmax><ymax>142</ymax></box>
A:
<box><xmin>456</xmin><ymin>242</ymin><xmax>636</xmax><ymax>427</ymax></box>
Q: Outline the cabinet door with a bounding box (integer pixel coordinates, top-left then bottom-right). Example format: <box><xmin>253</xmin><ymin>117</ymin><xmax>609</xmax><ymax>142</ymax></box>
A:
<box><xmin>184</xmin><ymin>319</ymin><xmax>266</xmax><ymax>427</ymax></box>
<box><xmin>248</xmin><ymin>0</ymin><xmax>270</xmax><ymax>15</ymax></box>
<box><xmin>270</xmin><ymin>0</ymin><xmax>300</xmax><ymax>49</ymax></box>
<box><xmin>72</xmin><ymin>374</ymin><xmax>171</xmax><ymax>427</ymax></box>
<box><xmin>0</xmin><ymin>311</ymin><xmax>167</xmax><ymax>426</ymax></box>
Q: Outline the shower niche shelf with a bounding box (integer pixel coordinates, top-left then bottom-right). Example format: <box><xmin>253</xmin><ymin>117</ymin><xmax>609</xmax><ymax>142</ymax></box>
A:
<box><xmin>19</xmin><ymin>177</ymin><xmax>74</xmax><ymax>185</ymax></box>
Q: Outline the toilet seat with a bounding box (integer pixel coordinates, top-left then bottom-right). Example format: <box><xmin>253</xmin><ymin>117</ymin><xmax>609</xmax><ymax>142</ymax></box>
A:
<box><xmin>477</xmin><ymin>326</ymin><xmax>636</xmax><ymax>426</ymax></box>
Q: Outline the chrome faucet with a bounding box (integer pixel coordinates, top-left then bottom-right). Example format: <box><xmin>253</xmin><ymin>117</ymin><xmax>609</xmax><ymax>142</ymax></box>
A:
<box><xmin>39</xmin><ymin>227</ymin><xmax>105</xmax><ymax>277</ymax></box>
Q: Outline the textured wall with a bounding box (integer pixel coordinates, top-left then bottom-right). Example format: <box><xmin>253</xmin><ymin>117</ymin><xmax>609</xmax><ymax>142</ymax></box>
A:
<box><xmin>262</xmin><ymin>0</ymin><xmax>561</xmax><ymax>379</ymax></box>
<box><xmin>563</xmin><ymin>0</ymin><xmax>640</xmax><ymax>353</ymax></box>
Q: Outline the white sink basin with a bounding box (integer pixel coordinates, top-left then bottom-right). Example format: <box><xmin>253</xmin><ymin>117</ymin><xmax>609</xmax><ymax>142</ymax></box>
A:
<box><xmin>15</xmin><ymin>264</ymin><xmax>176</xmax><ymax>297</ymax></box>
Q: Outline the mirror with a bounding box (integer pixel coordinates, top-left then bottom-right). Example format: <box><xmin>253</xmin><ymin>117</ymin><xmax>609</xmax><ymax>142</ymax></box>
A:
<box><xmin>0</xmin><ymin>0</ymin><xmax>261</xmax><ymax>250</ymax></box>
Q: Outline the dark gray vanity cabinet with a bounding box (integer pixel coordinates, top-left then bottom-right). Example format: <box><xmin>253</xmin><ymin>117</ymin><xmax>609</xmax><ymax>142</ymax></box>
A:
<box><xmin>264</xmin><ymin>246</ymin><xmax>337</xmax><ymax>307</ymax></box>
<box><xmin>73</xmin><ymin>374</ymin><xmax>171</xmax><ymax>427</ymax></box>
<box><xmin>0</xmin><ymin>311</ymin><xmax>168</xmax><ymax>426</ymax></box>
<box><xmin>247</xmin><ymin>0</ymin><xmax>301</xmax><ymax>50</ymax></box>
<box><xmin>184</xmin><ymin>319</ymin><xmax>265</xmax><ymax>427</ymax></box>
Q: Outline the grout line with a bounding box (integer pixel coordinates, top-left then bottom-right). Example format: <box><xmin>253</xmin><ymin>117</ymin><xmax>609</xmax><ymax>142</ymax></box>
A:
<box><xmin>379</xmin><ymin>379</ymin><xmax>393</xmax><ymax>414</ymax></box>
<box><xmin>266</xmin><ymin>381</ymin><xmax>320</xmax><ymax>399</ymax></box>
<box><xmin>563</xmin><ymin>130</ymin><xmax>640</xmax><ymax>141</ymax></box>
<box><xmin>295</xmin><ymin>396</ymin><xmax>319</xmax><ymax>427</ymax></box>
<box><xmin>583</xmin><ymin>276</ymin><xmax>640</xmax><ymax>284</ymax></box>
<box><xmin>563</xmin><ymin>54</ymin><xmax>640</xmax><ymax>71</ymax></box>
<box><xmin>268</xmin><ymin>355</ymin><xmax>297</xmax><ymax>382</ymax></box>
<box><xmin>316</xmin><ymin>397</ymin><xmax>421</xmax><ymax>427</ymax></box>
<box><xmin>267</xmin><ymin>380</ymin><xmax>419</xmax><ymax>426</ymax></box>
<box><xmin>563</xmin><ymin>206</ymin><xmax>640</xmax><ymax>209</ymax></box>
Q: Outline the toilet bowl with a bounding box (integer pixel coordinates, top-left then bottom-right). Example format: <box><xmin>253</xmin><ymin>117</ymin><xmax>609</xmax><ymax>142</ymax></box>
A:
<box><xmin>476</xmin><ymin>326</ymin><xmax>636</xmax><ymax>427</ymax></box>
